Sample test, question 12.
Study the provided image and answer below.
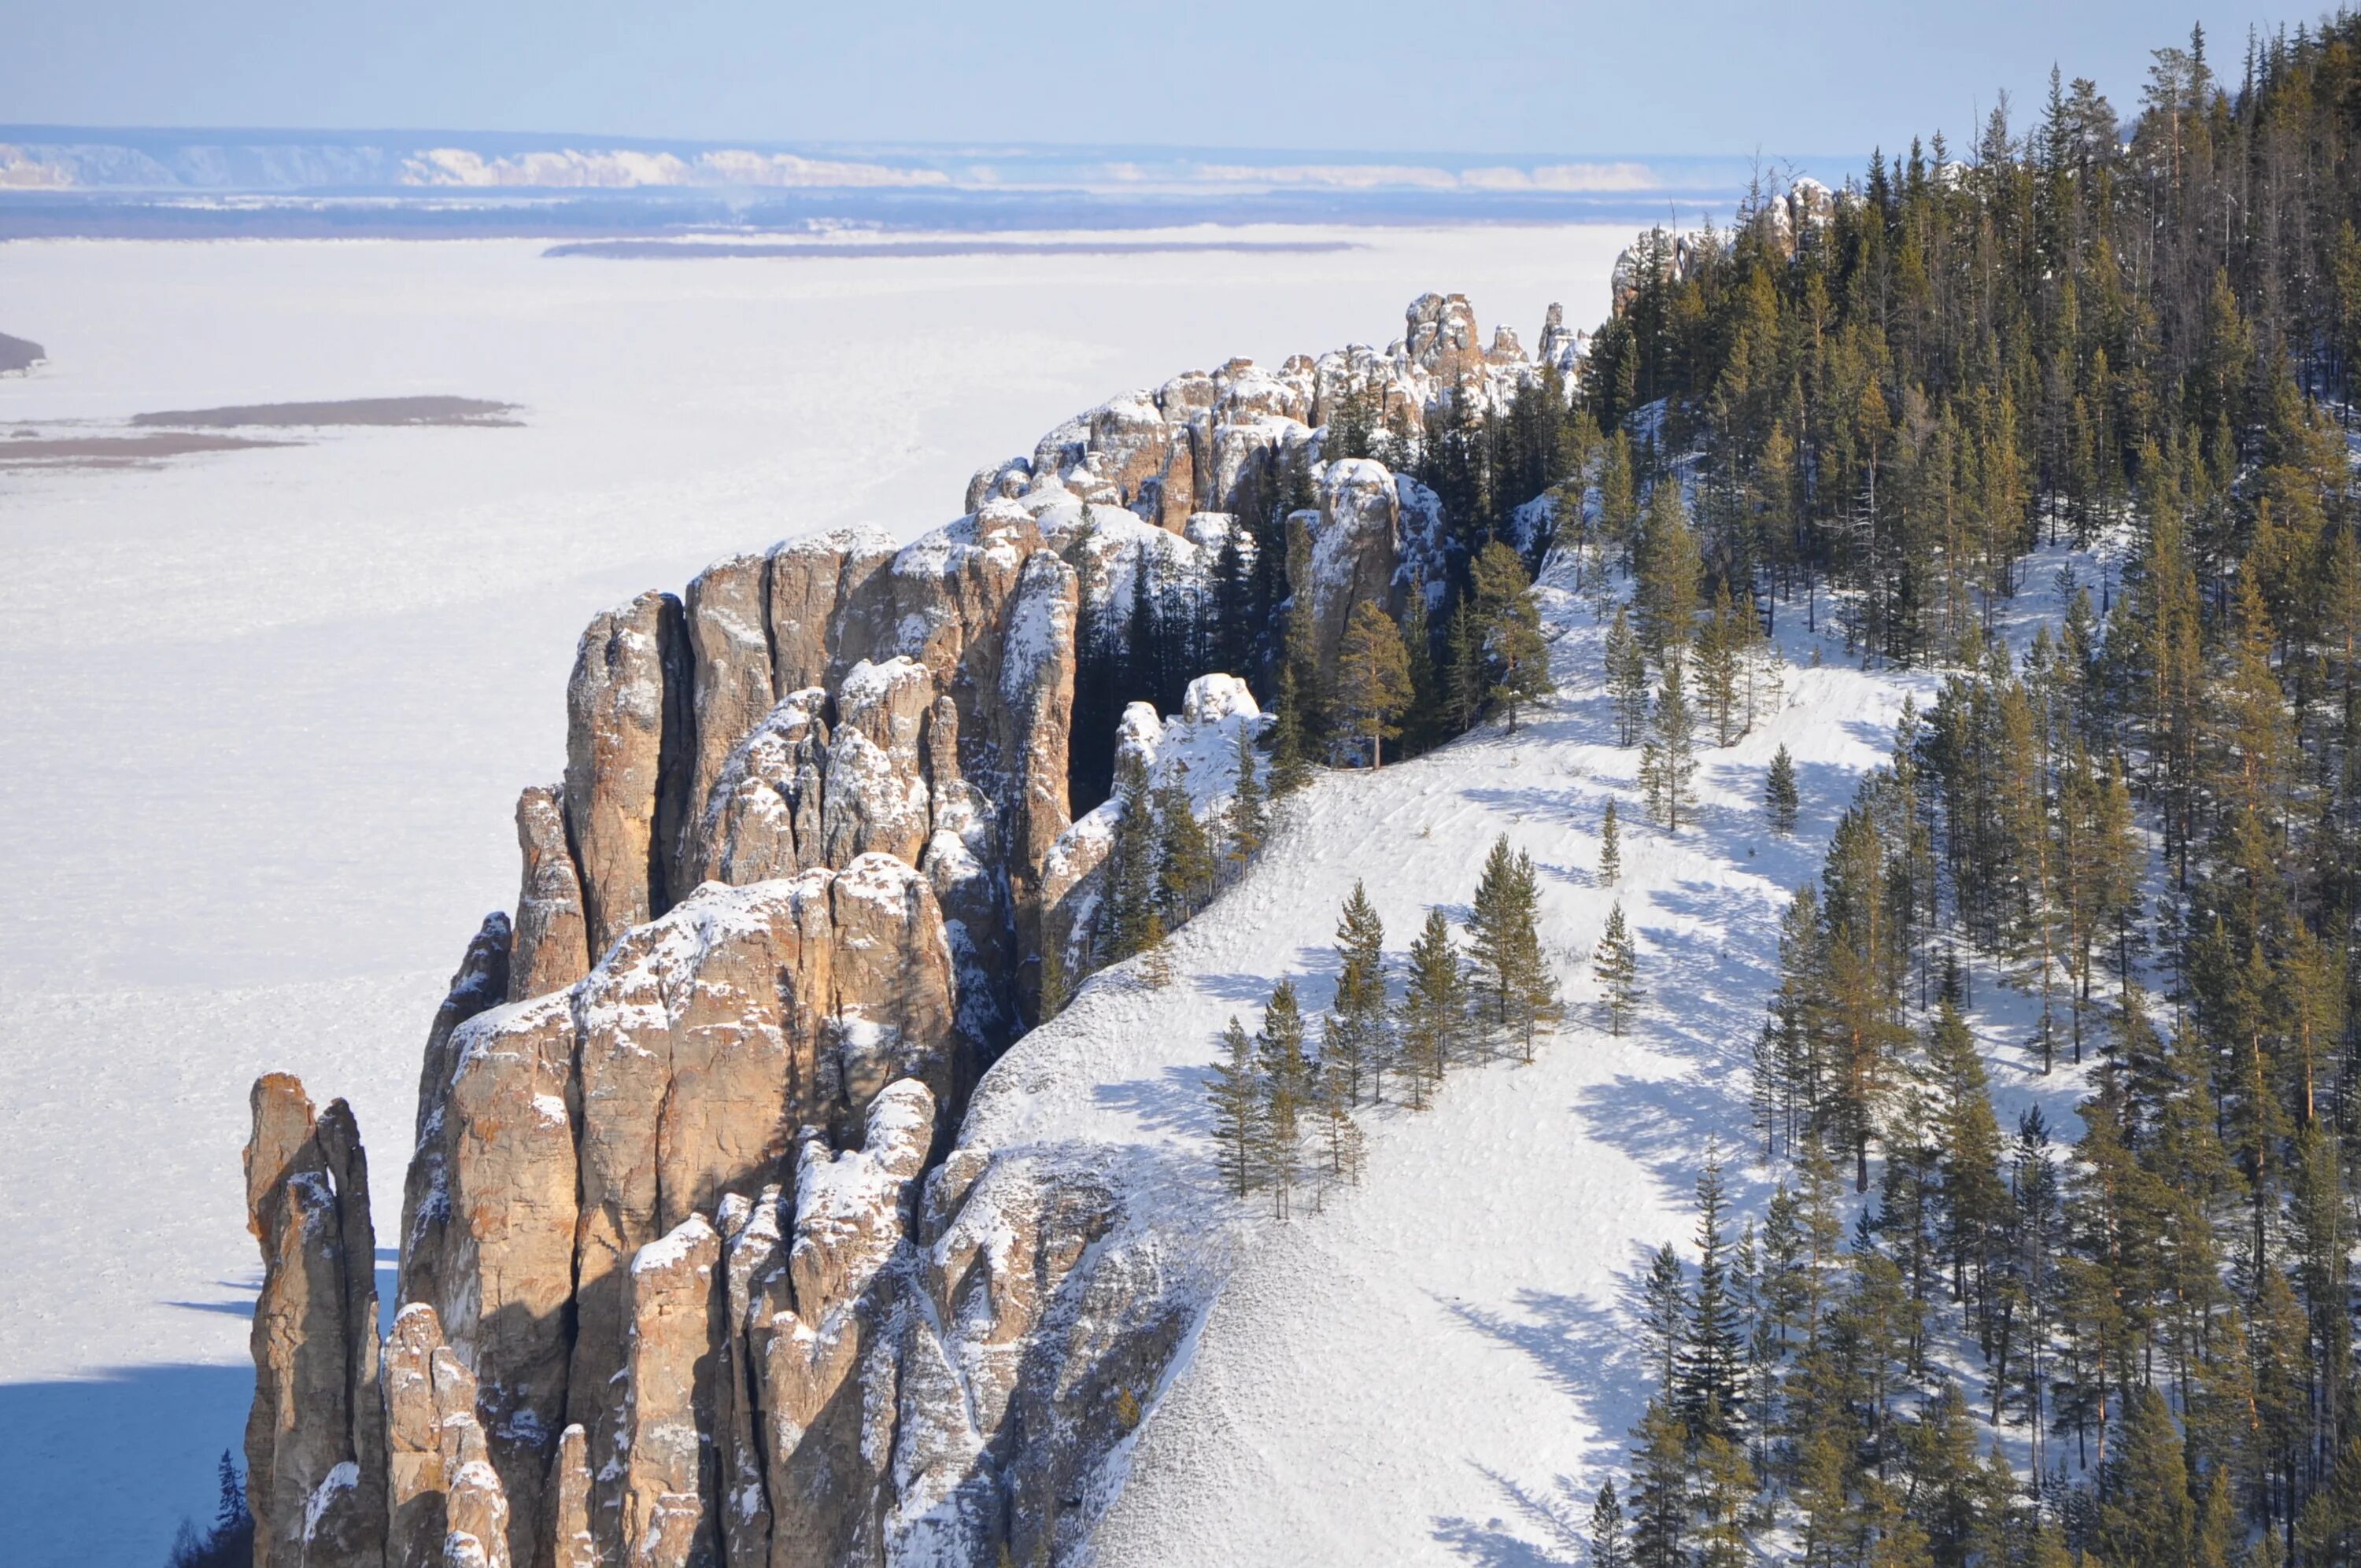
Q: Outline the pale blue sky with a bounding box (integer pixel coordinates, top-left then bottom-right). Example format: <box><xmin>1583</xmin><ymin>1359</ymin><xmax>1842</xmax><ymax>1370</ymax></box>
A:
<box><xmin>1</xmin><ymin>0</ymin><xmax>2300</xmax><ymax>157</ymax></box>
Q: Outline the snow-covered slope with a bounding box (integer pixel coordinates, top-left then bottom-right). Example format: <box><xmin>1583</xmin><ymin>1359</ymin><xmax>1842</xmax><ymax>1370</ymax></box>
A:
<box><xmin>959</xmin><ymin>548</ymin><xmax>2093</xmax><ymax>1563</ymax></box>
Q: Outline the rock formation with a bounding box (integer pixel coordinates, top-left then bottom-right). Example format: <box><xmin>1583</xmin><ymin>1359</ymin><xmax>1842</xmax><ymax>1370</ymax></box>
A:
<box><xmin>242</xmin><ymin>292</ymin><xmax>1569</xmax><ymax>1566</ymax></box>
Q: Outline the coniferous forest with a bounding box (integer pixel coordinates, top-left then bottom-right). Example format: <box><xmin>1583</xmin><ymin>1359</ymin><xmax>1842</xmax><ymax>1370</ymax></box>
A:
<box><xmin>1591</xmin><ymin>17</ymin><xmax>2361</xmax><ymax>1566</ymax></box>
<box><xmin>1151</xmin><ymin>12</ymin><xmax>2361</xmax><ymax>1565</ymax></box>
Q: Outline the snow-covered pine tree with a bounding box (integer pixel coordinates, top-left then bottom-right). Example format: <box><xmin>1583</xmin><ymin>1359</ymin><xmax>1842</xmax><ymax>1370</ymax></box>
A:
<box><xmin>1639</xmin><ymin>662</ymin><xmax>1699</xmax><ymax>831</ymax></box>
<box><xmin>1764</xmin><ymin>743</ymin><xmax>1800</xmax><ymax>835</ymax></box>
<box><xmin>1600</xmin><ymin>797</ymin><xmax>1622</xmax><ymax>884</ymax></box>
<box><xmin>1594</xmin><ymin>902</ymin><xmax>1642</xmax><ymax>1035</ymax></box>
<box><xmin>1607</xmin><ymin>604</ymin><xmax>1651</xmax><ymax>747</ymax></box>
<box><xmin>1445</xmin><ymin>597</ymin><xmax>1486</xmax><ymax>733</ymax></box>
<box><xmin>1207</xmin><ymin>1016</ymin><xmax>1261</xmax><ymax>1197</ymax></box>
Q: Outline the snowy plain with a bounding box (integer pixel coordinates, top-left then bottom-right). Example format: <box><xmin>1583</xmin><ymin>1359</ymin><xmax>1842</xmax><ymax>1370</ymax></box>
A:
<box><xmin>0</xmin><ymin>226</ymin><xmax>1632</xmax><ymax>1566</ymax></box>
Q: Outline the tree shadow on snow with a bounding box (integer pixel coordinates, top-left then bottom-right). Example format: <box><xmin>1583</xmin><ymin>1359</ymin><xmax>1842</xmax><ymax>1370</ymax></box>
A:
<box><xmin>1430</xmin><ymin>1460</ymin><xmax>1596</xmax><ymax>1565</ymax></box>
<box><xmin>1092</xmin><ymin>1061</ymin><xmax>1217</xmax><ymax>1138</ymax></box>
<box><xmin>0</xmin><ymin>1361</ymin><xmax>257</xmax><ymax>1568</ymax></box>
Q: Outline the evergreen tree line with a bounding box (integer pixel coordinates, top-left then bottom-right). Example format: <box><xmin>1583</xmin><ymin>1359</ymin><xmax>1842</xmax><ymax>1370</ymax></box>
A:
<box><xmin>1584</xmin><ymin>19</ymin><xmax>2361</xmax><ymax>670</ymax></box>
<box><xmin>1208</xmin><ymin>842</ymin><xmax>1561</xmax><ymax>1219</ymax></box>
<box><xmin>1574</xmin><ymin>13</ymin><xmax>2361</xmax><ymax>1561</ymax></box>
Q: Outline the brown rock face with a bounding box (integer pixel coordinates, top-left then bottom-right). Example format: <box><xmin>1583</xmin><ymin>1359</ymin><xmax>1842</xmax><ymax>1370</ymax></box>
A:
<box><xmin>1293</xmin><ymin>457</ymin><xmax>1403</xmax><ymax>687</ymax></box>
<box><xmin>679</xmin><ymin>552</ymin><xmax>778</xmax><ymax>896</ymax></box>
<box><xmin>243</xmin><ymin>1075</ymin><xmax>384</xmax><ymax>1568</ymax></box>
<box><xmin>693</xmin><ymin>689</ymin><xmax>829</xmax><ymax>887</ymax></box>
<box><xmin>565</xmin><ymin>589</ymin><xmax>693</xmax><ymax>957</ymax></box>
<box><xmin>508</xmin><ymin>787</ymin><xmax>588</xmax><ymax>1002</ymax></box>
<box><xmin>820</xmin><ymin>658</ymin><xmax>935</xmax><ymax>869</ymax></box>
<box><xmin>615</xmin><ymin>1215</ymin><xmax>724</xmax><ymax>1568</ymax></box>
<box><xmin>546</xmin><ymin>1426</ymin><xmax>597</xmax><ymax>1568</ymax></box>
<box><xmin>766</xmin><ymin>526</ymin><xmax>899</xmax><ymax>695</ymax></box>
<box><xmin>1406</xmin><ymin>291</ymin><xmax>1484</xmax><ymax>382</ymax></box>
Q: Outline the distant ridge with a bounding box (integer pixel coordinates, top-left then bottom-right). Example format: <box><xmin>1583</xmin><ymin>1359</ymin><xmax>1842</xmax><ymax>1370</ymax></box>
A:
<box><xmin>0</xmin><ymin>127</ymin><xmax>1802</xmax><ymax>239</ymax></box>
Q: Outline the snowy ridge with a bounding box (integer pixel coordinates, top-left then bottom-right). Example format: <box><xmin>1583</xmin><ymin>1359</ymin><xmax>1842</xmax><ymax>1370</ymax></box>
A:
<box><xmin>937</xmin><ymin>538</ymin><xmax>2097</xmax><ymax>1562</ymax></box>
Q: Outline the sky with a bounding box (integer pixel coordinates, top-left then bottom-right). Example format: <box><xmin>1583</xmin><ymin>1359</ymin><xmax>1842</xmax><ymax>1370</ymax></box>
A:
<box><xmin>0</xmin><ymin>0</ymin><xmax>2304</xmax><ymax>159</ymax></box>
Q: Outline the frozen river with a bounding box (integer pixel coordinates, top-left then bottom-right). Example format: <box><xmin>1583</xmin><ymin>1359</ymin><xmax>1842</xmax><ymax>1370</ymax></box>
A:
<box><xmin>0</xmin><ymin>226</ymin><xmax>1624</xmax><ymax>1563</ymax></box>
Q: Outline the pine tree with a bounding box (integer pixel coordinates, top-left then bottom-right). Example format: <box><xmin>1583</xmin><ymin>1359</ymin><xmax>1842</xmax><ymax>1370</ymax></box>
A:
<box><xmin>1607</xmin><ymin>604</ymin><xmax>1651</xmax><ymax>746</ymax></box>
<box><xmin>1036</xmin><ymin>935</ymin><xmax>1071</xmax><ymax>1025</ymax></box>
<box><xmin>1468</xmin><ymin>836</ymin><xmax>1521</xmax><ymax>1034</ymax></box>
<box><xmin>1588</xmin><ymin>1479</ymin><xmax>1631</xmax><ymax>1568</ymax></box>
<box><xmin>1254</xmin><ymin>978</ymin><xmax>1309</xmax><ymax>1218</ymax></box>
<box><xmin>1635</xmin><ymin>481</ymin><xmax>1704</xmax><ymax>666</ymax></box>
<box><xmin>1101</xmin><ymin>760</ymin><xmax>1158</xmax><ymax>961</ymax></box>
<box><xmin>1472</xmin><ymin>540</ymin><xmax>1553</xmax><ymax>731</ymax></box>
<box><xmin>1208</xmin><ymin>1016</ymin><xmax>1262</xmax><ymax>1197</ymax></box>
<box><xmin>1639</xmin><ymin>662</ymin><xmax>1699</xmax><ymax>831</ymax></box>
<box><xmin>1697</xmin><ymin>582</ymin><xmax>1745</xmax><ymax>745</ymax></box>
<box><xmin>1765</xmin><ymin>744</ymin><xmax>1800</xmax><ymax>835</ymax></box>
<box><xmin>1328</xmin><ymin>882</ymin><xmax>1389</xmax><ymax>1103</ymax></box>
<box><xmin>1316</xmin><ymin>1044</ymin><xmax>1365</xmax><ymax>1184</ymax></box>
<box><xmin>2096</xmin><ymin>1387</ymin><xmax>2195</xmax><ymax>1566</ymax></box>
<box><xmin>1269</xmin><ymin>665</ymin><xmax>1316</xmax><ymax>797</ymax></box>
<box><xmin>1594</xmin><ymin>902</ymin><xmax>1642</xmax><ymax>1035</ymax></box>
<box><xmin>1446</xmin><ymin>596</ymin><xmax>1487</xmax><ymax>732</ymax></box>
<box><xmin>1397</xmin><ymin>588</ymin><xmax>1444</xmax><ymax>756</ymax></box>
<box><xmin>1600</xmin><ymin>797</ymin><xmax>1622</xmax><ymax>884</ymax></box>
<box><xmin>1641</xmin><ymin>1238</ymin><xmax>1688</xmax><ymax>1396</ymax></box>
<box><xmin>1628</xmin><ymin>1397</ymin><xmax>1689</xmax><ymax>1568</ymax></box>
<box><xmin>1155</xmin><ymin>778</ymin><xmax>1216</xmax><ymax>924</ymax></box>
<box><xmin>1137</xmin><ymin>910</ymin><xmax>1174</xmax><ymax>988</ymax></box>
<box><xmin>1399</xmin><ymin>907</ymin><xmax>1466</xmax><ymax>1103</ymax></box>
<box><xmin>1679</xmin><ymin>1149</ymin><xmax>1744</xmax><ymax>1437</ymax></box>
<box><xmin>1334</xmin><ymin>598</ymin><xmax>1413</xmax><ymax>767</ymax></box>
<box><xmin>1690</xmin><ymin>1418</ymin><xmax>1755</xmax><ymax>1568</ymax></box>
<box><xmin>1227</xmin><ymin>724</ymin><xmax>1267</xmax><ymax>871</ymax></box>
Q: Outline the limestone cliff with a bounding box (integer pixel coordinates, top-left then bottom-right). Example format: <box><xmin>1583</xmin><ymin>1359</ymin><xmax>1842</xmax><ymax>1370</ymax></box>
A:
<box><xmin>240</xmin><ymin>294</ymin><xmax>1568</xmax><ymax>1567</ymax></box>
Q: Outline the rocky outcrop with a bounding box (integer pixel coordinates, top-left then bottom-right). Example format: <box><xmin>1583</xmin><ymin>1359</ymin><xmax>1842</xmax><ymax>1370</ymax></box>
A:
<box><xmin>244</xmin><ymin>1076</ymin><xmax>384</xmax><ymax>1568</ymax></box>
<box><xmin>1406</xmin><ymin>291</ymin><xmax>1483</xmax><ymax>382</ymax></box>
<box><xmin>614</xmin><ymin>1214</ymin><xmax>723</xmax><ymax>1567</ymax></box>
<box><xmin>693</xmin><ymin>689</ymin><xmax>829</xmax><ymax>887</ymax></box>
<box><xmin>508</xmin><ymin>788</ymin><xmax>586</xmax><ymax>1002</ymax></box>
<box><xmin>679</xmin><ymin>552</ymin><xmax>778</xmax><ymax>896</ymax></box>
<box><xmin>1292</xmin><ymin>456</ymin><xmax>1403</xmax><ymax>686</ymax></box>
<box><xmin>246</xmin><ymin>291</ymin><xmax>1562</xmax><ymax>1568</ymax></box>
<box><xmin>565</xmin><ymin>591</ymin><xmax>693</xmax><ymax>957</ymax></box>
<box><xmin>383</xmin><ymin>1303</ymin><xmax>515</xmax><ymax>1568</ymax></box>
